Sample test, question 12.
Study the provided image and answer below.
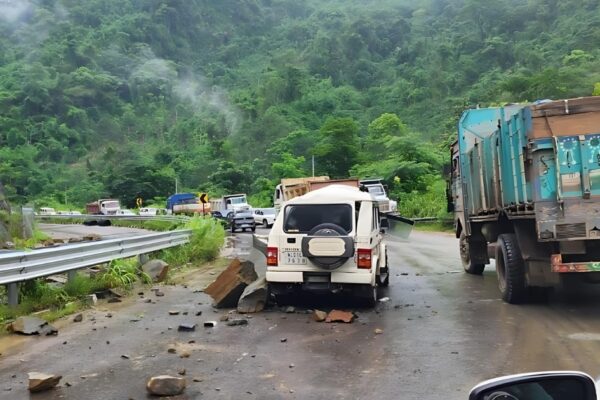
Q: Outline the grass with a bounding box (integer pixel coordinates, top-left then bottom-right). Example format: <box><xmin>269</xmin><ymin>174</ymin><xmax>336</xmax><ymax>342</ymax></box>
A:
<box><xmin>0</xmin><ymin>216</ymin><xmax>225</xmax><ymax>325</ymax></box>
<box><xmin>414</xmin><ymin>221</ymin><xmax>455</xmax><ymax>233</ymax></box>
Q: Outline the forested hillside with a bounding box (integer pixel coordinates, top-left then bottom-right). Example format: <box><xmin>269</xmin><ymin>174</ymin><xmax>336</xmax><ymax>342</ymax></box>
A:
<box><xmin>1</xmin><ymin>0</ymin><xmax>599</xmax><ymax>216</ymax></box>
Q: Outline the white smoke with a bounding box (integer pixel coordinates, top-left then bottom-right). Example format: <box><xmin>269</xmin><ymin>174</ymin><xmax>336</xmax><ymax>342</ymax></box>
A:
<box><xmin>128</xmin><ymin>48</ymin><xmax>241</xmax><ymax>135</ymax></box>
<box><xmin>0</xmin><ymin>0</ymin><xmax>33</xmax><ymax>24</ymax></box>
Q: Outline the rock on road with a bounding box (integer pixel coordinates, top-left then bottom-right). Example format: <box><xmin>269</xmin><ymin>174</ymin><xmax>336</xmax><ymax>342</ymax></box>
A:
<box><xmin>3</xmin><ymin>230</ymin><xmax>600</xmax><ymax>399</ymax></box>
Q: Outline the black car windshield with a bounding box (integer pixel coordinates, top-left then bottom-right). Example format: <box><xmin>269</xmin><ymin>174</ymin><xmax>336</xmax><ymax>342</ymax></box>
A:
<box><xmin>284</xmin><ymin>204</ymin><xmax>352</xmax><ymax>233</ymax></box>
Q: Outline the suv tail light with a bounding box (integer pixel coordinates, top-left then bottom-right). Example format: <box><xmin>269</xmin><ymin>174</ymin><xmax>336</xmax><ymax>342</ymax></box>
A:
<box><xmin>267</xmin><ymin>247</ymin><xmax>278</xmax><ymax>266</ymax></box>
<box><xmin>357</xmin><ymin>248</ymin><xmax>371</xmax><ymax>269</ymax></box>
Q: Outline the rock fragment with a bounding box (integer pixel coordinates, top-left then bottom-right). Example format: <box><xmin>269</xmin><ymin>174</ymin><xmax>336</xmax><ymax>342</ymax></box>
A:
<box><xmin>226</xmin><ymin>319</ymin><xmax>248</xmax><ymax>326</ymax></box>
<box><xmin>142</xmin><ymin>260</ymin><xmax>170</xmax><ymax>283</ymax></box>
<box><xmin>325</xmin><ymin>310</ymin><xmax>355</xmax><ymax>323</ymax></box>
<box><xmin>178</xmin><ymin>323</ymin><xmax>196</xmax><ymax>332</ymax></box>
<box><xmin>28</xmin><ymin>372</ymin><xmax>62</xmax><ymax>392</ymax></box>
<box><xmin>9</xmin><ymin>317</ymin><xmax>58</xmax><ymax>336</ymax></box>
<box><xmin>73</xmin><ymin>314</ymin><xmax>83</xmax><ymax>323</ymax></box>
<box><xmin>146</xmin><ymin>375</ymin><xmax>186</xmax><ymax>396</ymax></box>
<box><xmin>312</xmin><ymin>310</ymin><xmax>327</xmax><ymax>322</ymax></box>
<box><xmin>205</xmin><ymin>259</ymin><xmax>258</xmax><ymax>308</ymax></box>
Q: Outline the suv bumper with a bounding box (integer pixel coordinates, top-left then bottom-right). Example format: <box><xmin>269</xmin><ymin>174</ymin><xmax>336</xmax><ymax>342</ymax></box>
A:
<box><xmin>266</xmin><ymin>270</ymin><xmax>373</xmax><ymax>284</ymax></box>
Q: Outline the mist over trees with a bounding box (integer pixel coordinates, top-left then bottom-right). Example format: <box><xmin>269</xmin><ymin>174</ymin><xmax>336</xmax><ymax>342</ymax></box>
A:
<box><xmin>1</xmin><ymin>0</ymin><xmax>599</xmax><ymax>215</ymax></box>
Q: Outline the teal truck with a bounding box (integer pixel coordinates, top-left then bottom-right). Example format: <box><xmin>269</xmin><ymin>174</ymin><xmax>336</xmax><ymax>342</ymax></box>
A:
<box><xmin>449</xmin><ymin>96</ymin><xmax>600</xmax><ymax>303</ymax></box>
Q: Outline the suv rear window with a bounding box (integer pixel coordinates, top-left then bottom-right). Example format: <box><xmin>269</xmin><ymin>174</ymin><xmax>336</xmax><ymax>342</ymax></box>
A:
<box><xmin>284</xmin><ymin>204</ymin><xmax>352</xmax><ymax>233</ymax></box>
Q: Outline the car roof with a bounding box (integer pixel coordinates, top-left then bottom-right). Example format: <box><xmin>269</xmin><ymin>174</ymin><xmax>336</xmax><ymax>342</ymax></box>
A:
<box><xmin>287</xmin><ymin>184</ymin><xmax>374</xmax><ymax>205</ymax></box>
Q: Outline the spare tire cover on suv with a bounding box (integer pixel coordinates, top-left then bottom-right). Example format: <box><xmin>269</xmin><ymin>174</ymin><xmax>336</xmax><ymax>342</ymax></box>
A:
<box><xmin>301</xmin><ymin>223</ymin><xmax>354</xmax><ymax>270</ymax></box>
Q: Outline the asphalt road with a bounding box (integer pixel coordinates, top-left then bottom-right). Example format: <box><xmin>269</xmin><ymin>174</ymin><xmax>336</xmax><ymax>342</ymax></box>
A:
<box><xmin>39</xmin><ymin>223</ymin><xmax>152</xmax><ymax>240</ymax></box>
<box><xmin>3</xmin><ymin>229</ymin><xmax>600</xmax><ymax>399</ymax></box>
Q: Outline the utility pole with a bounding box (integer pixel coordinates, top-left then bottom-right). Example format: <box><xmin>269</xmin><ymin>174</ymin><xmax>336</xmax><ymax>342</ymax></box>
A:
<box><xmin>312</xmin><ymin>155</ymin><xmax>315</xmax><ymax>177</ymax></box>
<box><xmin>175</xmin><ymin>178</ymin><xmax>178</xmax><ymax>194</ymax></box>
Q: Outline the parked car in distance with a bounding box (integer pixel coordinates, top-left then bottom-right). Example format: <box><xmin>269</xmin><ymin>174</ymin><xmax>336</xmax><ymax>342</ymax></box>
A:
<box><xmin>229</xmin><ymin>210</ymin><xmax>256</xmax><ymax>233</ymax></box>
<box><xmin>139</xmin><ymin>207</ymin><xmax>158</xmax><ymax>216</ymax></box>
<box><xmin>253</xmin><ymin>208</ymin><xmax>276</xmax><ymax>228</ymax></box>
<box><xmin>38</xmin><ymin>207</ymin><xmax>57</xmax><ymax>216</ymax></box>
<box><xmin>117</xmin><ymin>209</ymin><xmax>136</xmax><ymax>216</ymax></box>
<box><xmin>56</xmin><ymin>210</ymin><xmax>82</xmax><ymax>216</ymax></box>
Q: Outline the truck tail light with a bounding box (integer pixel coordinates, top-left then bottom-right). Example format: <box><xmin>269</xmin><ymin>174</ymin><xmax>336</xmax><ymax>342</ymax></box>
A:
<box><xmin>357</xmin><ymin>248</ymin><xmax>371</xmax><ymax>269</ymax></box>
<box><xmin>267</xmin><ymin>247</ymin><xmax>278</xmax><ymax>266</ymax></box>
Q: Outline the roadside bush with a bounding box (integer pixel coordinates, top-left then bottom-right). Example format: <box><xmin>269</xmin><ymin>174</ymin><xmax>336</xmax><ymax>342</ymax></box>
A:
<box><xmin>162</xmin><ymin>216</ymin><xmax>225</xmax><ymax>266</ymax></box>
<box><xmin>101</xmin><ymin>258</ymin><xmax>150</xmax><ymax>288</ymax></box>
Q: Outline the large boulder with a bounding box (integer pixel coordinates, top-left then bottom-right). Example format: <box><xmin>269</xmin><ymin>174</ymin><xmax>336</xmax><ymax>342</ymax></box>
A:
<box><xmin>237</xmin><ymin>277</ymin><xmax>268</xmax><ymax>313</ymax></box>
<box><xmin>205</xmin><ymin>259</ymin><xmax>258</xmax><ymax>308</ymax></box>
<box><xmin>28</xmin><ymin>372</ymin><xmax>62</xmax><ymax>392</ymax></box>
<box><xmin>141</xmin><ymin>259</ymin><xmax>170</xmax><ymax>283</ymax></box>
<box><xmin>8</xmin><ymin>317</ymin><xmax>58</xmax><ymax>336</ymax></box>
<box><xmin>146</xmin><ymin>375</ymin><xmax>186</xmax><ymax>396</ymax></box>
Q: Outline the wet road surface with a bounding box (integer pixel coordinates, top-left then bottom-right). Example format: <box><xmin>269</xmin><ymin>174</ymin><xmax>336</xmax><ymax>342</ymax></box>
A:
<box><xmin>39</xmin><ymin>223</ymin><xmax>152</xmax><ymax>240</ymax></box>
<box><xmin>3</xmin><ymin>230</ymin><xmax>600</xmax><ymax>399</ymax></box>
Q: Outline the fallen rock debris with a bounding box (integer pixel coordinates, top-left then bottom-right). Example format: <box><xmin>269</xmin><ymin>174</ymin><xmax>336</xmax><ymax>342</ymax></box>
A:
<box><xmin>325</xmin><ymin>310</ymin><xmax>355</xmax><ymax>323</ymax></box>
<box><xmin>142</xmin><ymin>259</ymin><xmax>170</xmax><ymax>283</ymax></box>
<box><xmin>203</xmin><ymin>321</ymin><xmax>217</xmax><ymax>328</ymax></box>
<box><xmin>28</xmin><ymin>372</ymin><xmax>62</xmax><ymax>392</ymax></box>
<box><xmin>178</xmin><ymin>323</ymin><xmax>196</xmax><ymax>332</ymax></box>
<box><xmin>73</xmin><ymin>314</ymin><xmax>83</xmax><ymax>323</ymax></box>
<box><xmin>146</xmin><ymin>375</ymin><xmax>186</xmax><ymax>396</ymax></box>
<box><xmin>204</xmin><ymin>259</ymin><xmax>258</xmax><ymax>308</ymax></box>
<box><xmin>237</xmin><ymin>277</ymin><xmax>268</xmax><ymax>313</ymax></box>
<box><xmin>226</xmin><ymin>319</ymin><xmax>248</xmax><ymax>326</ymax></box>
<box><xmin>9</xmin><ymin>317</ymin><xmax>58</xmax><ymax>336</ymax></box>
<box><xmin>312</xmin><ymin>310</ymin><xmax>327</xmax><ymax>322</ymax></box>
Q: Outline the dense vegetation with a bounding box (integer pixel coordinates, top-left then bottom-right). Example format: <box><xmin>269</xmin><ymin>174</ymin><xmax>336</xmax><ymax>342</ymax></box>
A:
<box><xmin>1</xmin><ymin>0</ymin><xmax>599</xmax><ymax>216</ymax></box>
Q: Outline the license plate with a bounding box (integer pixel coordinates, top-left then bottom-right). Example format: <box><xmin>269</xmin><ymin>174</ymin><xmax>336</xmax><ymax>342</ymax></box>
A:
<box><xmin>283</xmin><ymin>251</ymin><xmax>307</xmax><ymax>265</ymax></box>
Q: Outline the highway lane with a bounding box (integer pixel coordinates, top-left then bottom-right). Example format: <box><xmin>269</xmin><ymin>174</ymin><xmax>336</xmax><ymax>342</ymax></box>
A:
<box><xmin>3</xmin><ymin>230</ymin><xmax>600</xmax><ymax>399</ymax></box>
<box><xmin>39</xmin><ymin>223</ymin><xmax>153</xmax><ymax>241</ymax></box>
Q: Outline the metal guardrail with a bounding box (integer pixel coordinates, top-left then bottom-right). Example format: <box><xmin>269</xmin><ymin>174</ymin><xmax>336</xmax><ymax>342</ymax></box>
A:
<box><xmin>35</xmin><ymin>214</ymin><xmax>190</xmax><ymax>222</ymax></box>
<box><xmin>0</xmin><ymin>230</ymin><xmax>191</xmax><ymax>304</ymax></box>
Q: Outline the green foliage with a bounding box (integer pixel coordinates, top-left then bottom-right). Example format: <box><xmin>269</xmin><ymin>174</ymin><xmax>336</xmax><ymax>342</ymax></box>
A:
<box><xmin>1</xmin><ymin>0</ymin><xmax>599</xmax><ymax>218</ymax></box>
<box><xmin>101</xmin><ymin>258</ymin><xmax>144</xmax><ymax>288</ymax></box>
<box><xmin>162</xmin><ymin>216</ymin><xmax>225</xmax><ymax>265</ymax></box>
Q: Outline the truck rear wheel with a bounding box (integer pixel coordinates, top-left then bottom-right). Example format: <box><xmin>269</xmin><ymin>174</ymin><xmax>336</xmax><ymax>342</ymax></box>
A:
<box><xmin>496</xmin><ymin>233</ymin><xmax>528</xmax><ymax>304</ymax></box>
<box><xmin>459</xmin><ymin>232</ymin><xmax>485</xmax><ymax>275</ymax></box>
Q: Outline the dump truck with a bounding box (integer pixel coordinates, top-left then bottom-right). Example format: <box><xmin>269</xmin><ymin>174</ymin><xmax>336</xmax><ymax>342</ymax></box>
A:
<box><xmin>273</xmin><ymin>177</ymin><xmax>359</xmax><ymax>211</ymax></box>
<box><xmin>86</xmin><ymin>199</ymin><xmax>121</xmax><ymax>215</ymax></box>
<box><xmin>210</xmin><ymin>194</ymin><xmax>250</xmax><ymax>218</ymax></box>
<box><xmin>449</xmin><ymin>96</ymin><xmax>600</xmax><ymax>303</ymax></box>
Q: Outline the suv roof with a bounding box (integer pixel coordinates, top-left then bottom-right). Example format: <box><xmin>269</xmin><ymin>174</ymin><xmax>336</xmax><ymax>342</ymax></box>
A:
<box><xmin>287</xmin><ymin>185</ymin><xmax>373</xmax><ymax>205</ymax></box>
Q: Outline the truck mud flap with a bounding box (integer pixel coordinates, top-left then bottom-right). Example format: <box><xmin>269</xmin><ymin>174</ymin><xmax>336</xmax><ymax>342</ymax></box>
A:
<box><xmin>383</xmin><ymin>214</ymin><xmax>414</xmax><ymax>240</ymax></box>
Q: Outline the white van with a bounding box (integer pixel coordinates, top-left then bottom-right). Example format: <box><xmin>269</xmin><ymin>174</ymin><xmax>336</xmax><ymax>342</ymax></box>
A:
<box><xmin>139</xmin><ymin>207</ymin><xmax>158</xmax><ymax>216</ymax></box>
<box><xmin>38</xmin><ymin>207</ymin><xmax>57</xmax><ymax>216</ymax></box>
<box><xmin>266</xmin><ymin>185</ymin><xmax>389</xmax><ymax>306</ymax></box>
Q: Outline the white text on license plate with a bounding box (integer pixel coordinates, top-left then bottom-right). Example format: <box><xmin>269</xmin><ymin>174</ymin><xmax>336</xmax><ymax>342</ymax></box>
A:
<box><xmin>283</xmin><ymin>251</ymin><xmax>307</xmax><ymax>265</ymax></box>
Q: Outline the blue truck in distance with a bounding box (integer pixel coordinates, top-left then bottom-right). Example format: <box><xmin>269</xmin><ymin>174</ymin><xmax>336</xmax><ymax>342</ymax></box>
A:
<box><xmin>449</xmin><ymin>96</ymin><xmax>600</xmax><ymax>303</ymax></box>
<box><xmin>166</xmin><ymin>193</ymin><xmax>207</xmax><ymax>215</ymax></box>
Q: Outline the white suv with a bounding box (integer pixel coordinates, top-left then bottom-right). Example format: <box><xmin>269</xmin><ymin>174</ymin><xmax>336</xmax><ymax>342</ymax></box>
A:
<box><xmin>266</xmin><ymin>185</ymin><xmax>389</xmax><ymax>306</ymax></box>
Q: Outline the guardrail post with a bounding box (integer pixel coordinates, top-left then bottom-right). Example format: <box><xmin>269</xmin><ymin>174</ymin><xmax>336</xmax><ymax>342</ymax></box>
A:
<box><xmin>138</xmin><ymin>253</ymin><xmax>149</xmax><ymax>265</ymax></box>
<box><xmin>7</xmin><ymin>283</ymin><xmax>18</xmax><ymax>306</ymax></box>
<box><xmin>67</xmin><ymin>270</ymin><xmax>77</xmax><ymax>282</ymax></box>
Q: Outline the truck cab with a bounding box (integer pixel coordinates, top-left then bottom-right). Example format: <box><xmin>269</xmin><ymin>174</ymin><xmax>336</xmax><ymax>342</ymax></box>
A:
<box><xmin>266</xmin><ymin>184</ymin><xmax>389</xmax><ymax>306</ymax></box>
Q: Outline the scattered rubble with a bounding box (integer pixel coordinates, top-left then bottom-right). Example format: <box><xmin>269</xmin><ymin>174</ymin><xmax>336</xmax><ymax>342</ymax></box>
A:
<box><xmin>219</xmin><ymin>314</ymin><xmax>229</xmax><ymax>322</ymax></box>
<box><xmin>204</xmin><ymin>259</ymin><xmax>258</xmax><ymax>308</ymax></box>
<box><xmin>374</xmin><ymin>328</ymin><xmax>383</xmax><ymax>334</ymax></box>
<box><xmin>178</xmin><ymin>323</ymin><xmax>196</xmax><ymax>332</ymax></box>
<box><xmin>28</xmin><ymin>372</ymin><xmax>62</xmax><ymax>392</ymax></box>
<box><xmin>73</xmin><ymin>314</ymin><xmax>83</xmax><ymax>323</ymax></box>
<box><xmin>226</xmin><ymin>319</ymin><xmax>248</xmax><ymax>326</ymax></box>
<box><xmin>325</xmin><ymin>310</ymin><xmax>355</xmax><ymax>323</ymax></box>
<box><xmin>285</xmin><ymin>306</ymin><xmax>295</xmax><ymax>313</ymax></box>
<box><xmin>237</xmin><ymin>277</ymin><xmax>268</xmax><ymax>313</ymax></box>
<box><xmin>8</xmin><ymin>317</ymin><xmax>58</xmax><ymax>336</ymax></box>
<box><xmin>312</xmin><ymin>310</ymin><xmax>327</xmax><ymax>322</ymax></box>
<box><xmin>203</xmin><ymin>321</ymin><xmax>217</xmax><ymax>328</ymax></box>
<box><xmin>146</xmin><ymin>375</ymin><xmax>186</xmax><ymax>396</ymax></box>
<box><xmin>378</xmin><ymin>297</ymin><xmax>390</xmax><ymax>303</ymax></box>
<box><xmin>142</xmin><ymin>259</ymin><xmax>170</xmax><ymax>283</ymax></box>
<box><xmin>168</xmin><ymin>310</ymin><xmax>180</xmax><ymax>316</ymax></box>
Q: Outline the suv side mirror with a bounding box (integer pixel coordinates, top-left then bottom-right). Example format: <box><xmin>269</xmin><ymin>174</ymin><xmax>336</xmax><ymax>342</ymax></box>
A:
<box><xmin>469</xmin><ymin>371</ymin><xmax>596</xmax><ymax>400</ymax></box>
